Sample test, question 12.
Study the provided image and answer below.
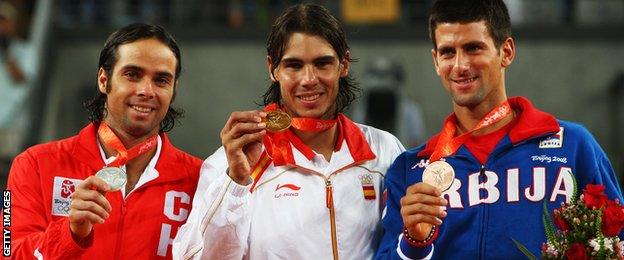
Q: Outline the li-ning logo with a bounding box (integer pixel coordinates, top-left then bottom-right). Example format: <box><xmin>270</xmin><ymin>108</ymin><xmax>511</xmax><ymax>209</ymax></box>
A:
<box><xmin>539</xmin><ymin>127</ymin><xmax>564</xmax><ymax>148</ymax></box>
<box><xmin>274</xmin><ymin>183</ymin><xmax>300</xmax><ymax>199</ymax></box>
<box><xmin>275</xmin><ymin>184</ymin><xmax>301</xmax><ymax>191</ymax></box>
<box><xmin>52</xmin><ymin>177</ymin><xmax>82</xmax><ymax>216</ymax></box>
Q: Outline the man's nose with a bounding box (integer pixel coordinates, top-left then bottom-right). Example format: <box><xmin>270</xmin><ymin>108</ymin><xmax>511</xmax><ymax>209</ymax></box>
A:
<box><xmin>136</xmin><ymin>80</ymin><xmax>155</xmax><ymax>98</ymax></box>
<box><xmin>300</xmin><ymin>65</ymin><xmax>319</xmax><ymax>86</ymax></box>
<box><xmin>452</xmin><ymin>52</ymin><xmax>470</xmax><ymax>73</ymax></box>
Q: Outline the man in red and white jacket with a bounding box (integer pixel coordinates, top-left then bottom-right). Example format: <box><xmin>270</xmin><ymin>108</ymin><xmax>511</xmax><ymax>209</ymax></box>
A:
<box><xmin>173</xmin><ymin>4</ymin><xmax>405</xmax><ymax>260</ymax></box>
<box><xmin>7</xmin><ymin>23</ymin><xmax>202</xmax><ymax>259</ymax></box>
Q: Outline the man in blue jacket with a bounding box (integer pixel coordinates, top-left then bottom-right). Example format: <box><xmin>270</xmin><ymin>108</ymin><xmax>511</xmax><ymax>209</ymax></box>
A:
<box><xmin>376</xmin><ymin>0</ymin><xmax>624</xmax><ymax>259</ymax></box>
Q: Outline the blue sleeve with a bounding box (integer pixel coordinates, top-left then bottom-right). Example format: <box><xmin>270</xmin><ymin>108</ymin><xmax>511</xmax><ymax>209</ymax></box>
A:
<box><xmin>571</xmin><ymin>124</ymin><xmax>623</xmax><ymax>200</ymax></box>
<box><xmin>375</xmin><ymin>152</ymin><xmax>433</xmax><ymax>260</ymax></box>
<box><xmin>570</xmin><ymin>123</ymin><xmax>623</xmax><ymax>238</ymax></box>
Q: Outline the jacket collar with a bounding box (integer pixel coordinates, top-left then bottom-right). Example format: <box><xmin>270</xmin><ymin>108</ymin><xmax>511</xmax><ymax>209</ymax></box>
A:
<box><xmin>418</xmin><ymin>96</ymin><xmax>560</xmax><ymax>157</ymax></box>
<box><xmin>285</xmin><ymin>113</ymin><xmax>376</xmax><ymax>165</ymax></box>
<box><xmin>72</xmin><ymin>123</ymin><xmax>188</xmax><ymax>182</ymax></box>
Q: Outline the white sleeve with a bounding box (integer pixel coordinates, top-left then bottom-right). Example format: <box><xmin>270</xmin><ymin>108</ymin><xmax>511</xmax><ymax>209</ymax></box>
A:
<box><xmin>173</xmin><ymin>147</ymin><xmax>253</xmax><ymax>260</ymax></box>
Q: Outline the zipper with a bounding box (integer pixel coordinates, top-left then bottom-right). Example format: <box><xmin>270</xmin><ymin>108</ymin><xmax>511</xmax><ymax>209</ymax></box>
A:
<box><xmin>325</xmin><ymin>179</ymin><xmax>339</xmax><ymax>260</ymax></box>
<box><xmin>478</xmin><ymin>164</ymin><xmax>486</xmax><ymax>260</ymax></box>
<box><xmin>293</xmin><ymin>159</ymin><xmax>371</xmax><ymax>260</ymax></box>
<box><xmin>322</xmin><ymin>161</ymin><xmax>365</xmax><ymax>260</ymax></box>
<box><xmin>114</xmin><ymin>199</ymin><xmax>127</xmax><ymax>259</ymax></box>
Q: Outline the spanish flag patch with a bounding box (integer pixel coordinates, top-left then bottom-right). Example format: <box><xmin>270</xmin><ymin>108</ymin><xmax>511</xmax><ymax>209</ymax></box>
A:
<box><xmin>359</xmin><ymin>173</ymin><xmax>376</xmax><ymax>200</ymax></box>
<box><xmin>362</xmin><ymin>185</ymin><xmax>376</xmax><ymax>200</ymax></box>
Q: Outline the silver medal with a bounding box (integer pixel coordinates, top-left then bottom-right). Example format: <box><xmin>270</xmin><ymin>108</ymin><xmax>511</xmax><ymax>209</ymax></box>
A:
<box><xmin>95</xmin><ymin>167</ymin><xmax>127</xmax><ymax>191</ymax></box>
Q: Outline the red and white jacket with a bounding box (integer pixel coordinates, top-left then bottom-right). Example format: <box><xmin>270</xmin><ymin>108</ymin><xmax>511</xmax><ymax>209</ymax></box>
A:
<box><xmin>7</xmin><ymin>123</ymin><xmax>202</xmax><ymax>259</ymax></box>
<box><xmin>173</xmin><ymin>115</ymin><xmax>405</xmax><ymax>260</ymax></box>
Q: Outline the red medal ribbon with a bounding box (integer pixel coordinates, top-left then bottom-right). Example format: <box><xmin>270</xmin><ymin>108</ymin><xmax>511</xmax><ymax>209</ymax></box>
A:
<box><xmin>429</xmin><ymin>101</ymin><xmax>512</xmax><ymax>162</ymax></box>
<box><xmin>291</xmin><ymin>118</ymin><xmax>336</xmax><ymax>132</ymax></box>
<box><xmin>262</xmin><ymin>103</ymin><xmax>337</xmax><ymax>166</ymax></box>
<box><xmin>97</xmin><ymin>123</ymin><xmax>158</xmax><ymax>167</ymax></box>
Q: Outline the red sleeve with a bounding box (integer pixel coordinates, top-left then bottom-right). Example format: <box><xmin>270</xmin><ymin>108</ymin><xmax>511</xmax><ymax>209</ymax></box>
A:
<box><xmin>7</xmin><ymin>152</ymin><xmax>89</xmax><ymax>259</ymax></box>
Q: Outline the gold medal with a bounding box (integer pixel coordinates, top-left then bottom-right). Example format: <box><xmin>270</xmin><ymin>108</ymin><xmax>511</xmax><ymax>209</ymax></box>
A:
<box><xmin>422</xmin><ymin>161</ymin><xmax>455</xmax><ymax>192</ymax></box>
<box><xmin>95</xmin><ymin>167</ymin><xmax>127</xmax><ymax>191</ymax></box>
<box><xmin>265</xmin><ymin>110</ymin><xmax>291</xmax><ymax>132</ymax></box>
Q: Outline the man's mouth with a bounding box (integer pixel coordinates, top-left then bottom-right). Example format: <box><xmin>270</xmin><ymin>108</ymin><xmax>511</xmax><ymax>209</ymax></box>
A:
<box><xmin>131</xmin><ymin>105</ymin><xmax>153</xmax><ymax>113</ymax></box>
<box><xmin>452</xmin><ymin>76</ymin><xmax>478</xmax><ymax>85</ymax></box>
<box><xmin>298</xmin><ymin>93</ymin><xmax>321</xmax><ymax>102</ymax></box>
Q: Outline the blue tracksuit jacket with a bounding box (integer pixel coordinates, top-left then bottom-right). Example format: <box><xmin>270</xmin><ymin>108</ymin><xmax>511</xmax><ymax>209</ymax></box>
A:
<box><xmin>376</xmin><ymin>97</ymin><xmax>623</xmax><ymax>259</ymax></box>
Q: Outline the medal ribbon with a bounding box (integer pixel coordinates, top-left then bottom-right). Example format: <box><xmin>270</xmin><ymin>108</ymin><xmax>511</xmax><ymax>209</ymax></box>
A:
<box><xmin>97</xmin><ymin>123</ymin><xmax>158</xmax><ymax>167</ymax></box>
<box><xmin>429</xmin><ymin>101</ymin><xmax>512</xmax><ymax>162</ymax></box>
<box><xmin>291</xmin><ymin>117</ymin><xmax>336</xmax><ymax>132</ymax></box>
<box><xmin>263</xmin><ymin>103</ymin><xmax>337</xmax><ymax>166</ymax></box>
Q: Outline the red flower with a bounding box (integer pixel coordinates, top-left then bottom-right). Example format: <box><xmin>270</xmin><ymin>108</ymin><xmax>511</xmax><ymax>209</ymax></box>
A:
<box><xmin>583</xmin><ymin>184</ymin><xmax>608</xmax><ymax>209</ymax></box>
<box><xmin>553</xmin><ymin>214</ymin><xmax>570</xmax><ymax>231</ymax></box>
<box><xmin>602</xmin><ymin>200</ymin><xmax>624</xmax><ymax>236</ymax></box>
<box><xmin>565</xmin><ymin>243</ymin><xmax>588</xmax><ymax>260</ymax></box>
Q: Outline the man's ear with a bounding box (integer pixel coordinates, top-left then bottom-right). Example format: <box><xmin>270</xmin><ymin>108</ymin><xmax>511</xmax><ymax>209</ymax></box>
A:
<box><xmin>501</xmin><ymin>37</ymin><xmax>515</xmax><ymax>67</ymax></box>
<box><xmin>267</xmin><ymin>56</ymin><xmax>277</xmax><ymax>82</ymax></box>
<box><xmin>339</xmin><ymin>51</ymin><xmax>351</xmax><ymax>77</ymax></box>
<box><xmin>431</xmin><ymin>49</ymin><xmax>441</xmax><ymax>76</ymax></box>
<box><xmin>97</xmin><ymin>68</ymin><xmax>108</xmax><ymax>93</ymax></box>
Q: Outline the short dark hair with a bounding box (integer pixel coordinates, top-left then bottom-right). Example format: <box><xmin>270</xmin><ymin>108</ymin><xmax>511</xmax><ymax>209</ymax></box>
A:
<box><xmin>428</xmin><ymin>0</ymin><xmax>511</xmax><ymax>49</ymax></box>
<box><xmin>84</xmin><ymin>23</ymin><xmax>183</xmax><ymax>132</ymax></box>
<box><xmin>263</xmin><ymin>4</ymin><xmax>360</xmax><ymax>116</ymax></box>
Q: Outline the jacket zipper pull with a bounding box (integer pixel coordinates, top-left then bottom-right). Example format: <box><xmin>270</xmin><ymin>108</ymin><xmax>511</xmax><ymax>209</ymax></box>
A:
<box><xmin>326</xmin><ymin>179</ymin><xmax>333</xmax><ymax>209</ymax></box>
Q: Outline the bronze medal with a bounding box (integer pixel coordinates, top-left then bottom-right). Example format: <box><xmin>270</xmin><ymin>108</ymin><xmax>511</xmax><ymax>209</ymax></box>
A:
<box><xmin>95</xmin><ymin>167</ymin><xmax>127</xmax><ymax>191</ymax></box>
<box><xmin>265</xmin><ymin>110</ymin><xmax>291</xmax><ymax>132</ymax></box>
<box><xmin>422</xmin><ymin>160</ymin><xmax>455</xmax><ymax>192</ymax></box>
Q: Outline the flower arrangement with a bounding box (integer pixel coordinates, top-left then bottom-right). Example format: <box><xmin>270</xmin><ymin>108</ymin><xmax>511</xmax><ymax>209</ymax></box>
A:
<box><xmin>514</xmin><ymin>184</ymin><xmax>624</xmax><ymax>259</ymax></box>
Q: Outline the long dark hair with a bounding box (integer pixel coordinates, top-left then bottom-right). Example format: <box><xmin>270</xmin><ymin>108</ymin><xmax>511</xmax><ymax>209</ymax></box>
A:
<box><xmin>262</xmin><ymin>4</ymin><xmax>360</xmax><ymax>116</ymax></box>
<box><xmin>83</xmin><ymin>23</ymin><xmax>183</xmax><ymax>132</ymax></box>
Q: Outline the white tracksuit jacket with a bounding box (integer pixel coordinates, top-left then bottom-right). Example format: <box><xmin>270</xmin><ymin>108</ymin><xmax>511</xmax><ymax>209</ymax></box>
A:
<box><xmin>173</xmin><ymin>121</ymin><xmax>404</xmax><ymax>260</ymax></box>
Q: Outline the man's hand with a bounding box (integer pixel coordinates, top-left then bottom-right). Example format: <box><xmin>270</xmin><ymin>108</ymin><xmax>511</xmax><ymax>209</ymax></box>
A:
<box><xmin>69</xmin><ymin>176</ymin><xmax>112</xmax><ymax>239</ymax></box>
<box><xmin>400</xmin><ymin>182</ymin><xmax>448</xmax><ymax>240</ymax></box>
<box><xmin>220</xmin><ymin>110</ymin><xmax>267</xmax><ymax>185</ymax></box>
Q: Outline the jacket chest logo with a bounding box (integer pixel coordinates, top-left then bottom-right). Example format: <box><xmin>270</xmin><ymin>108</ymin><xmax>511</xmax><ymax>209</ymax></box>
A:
<box><xmin>52</xmin><ymin>176</ymin><xmax>83</xmax><ymax>216</ymax></box>
<box><xmin>359</xmin><ymin>174</ymin><xmax>376</xmax><ymax>200</ymax></box>
<box><xmin>539</xmin><ymin>127</ymin><xmax>564</xmax><ymax>148</ymax></box>
<box><xmin>274</xmin><ymin>183</ymin><xmax>301</xmax><ymax>199</ymax></box>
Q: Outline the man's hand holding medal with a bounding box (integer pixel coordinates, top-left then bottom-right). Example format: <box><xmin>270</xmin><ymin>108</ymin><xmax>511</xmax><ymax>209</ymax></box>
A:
<box><xmin>221</xmin><ymin>110</ymin><xmax>269</xmax><ymax>185</ymax></box>
<box><xmin>401</xmin><ymin>102</ymin><xmax>513</xmax><ymax>244</ymax></box>
<box><xmin>69</xmin><ymin>176</ymin><xmax>113</xmax><ymax>240</ymax></box>
<box><xmin>69</xmin><ymin>123</ymin><xmax>157</xmax><ymax>240</ymax></box>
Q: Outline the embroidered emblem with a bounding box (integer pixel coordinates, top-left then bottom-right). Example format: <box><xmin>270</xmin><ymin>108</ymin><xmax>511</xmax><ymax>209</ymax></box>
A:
<box><xmin>539</xmin><ymin>127</ymin><xmax>564</xmax><ymax>148</ymax></box>
<box><xmin>359</xmin><ymin>173</ymin><xmax>376</xmax><ymax>200</ymax></box>
<box><xmin>52</xmin><ymin>177</ymin><xmax>82</xmax><ymax>216</ymax></box>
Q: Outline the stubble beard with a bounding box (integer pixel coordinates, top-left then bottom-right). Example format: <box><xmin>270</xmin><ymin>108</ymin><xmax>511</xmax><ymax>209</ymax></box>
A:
<box><xmin>451</xmin><ymin>88</ymin><xmax>486</xmax><ymax>109</ymax></box>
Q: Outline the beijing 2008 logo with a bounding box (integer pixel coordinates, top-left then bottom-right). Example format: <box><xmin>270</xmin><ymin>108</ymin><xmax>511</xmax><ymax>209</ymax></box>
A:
<box><xmin>52</xmin><ymin>177</ymin><xmax>82</xmax><ymax>216</ymax></box>
<box><xmin>60</xmin><ymin>180</ymin><xmax>75</xmax><ymax>198</ymax></box>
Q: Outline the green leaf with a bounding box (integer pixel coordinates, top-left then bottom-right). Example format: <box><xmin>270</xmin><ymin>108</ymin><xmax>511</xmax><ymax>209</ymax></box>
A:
<box><xmin>571</xmin><ymin>170</ymin><xmax>578</xmax><ymax>203</ymax></box>
<box><xmin>511</xmin><ymin>238</ymin><xmax>537</xmax><ymax>260</ymax></box>
<box><xmin>543</xmin><ymin>201</ymin><xmax>556</xmax><ymax>241</ymax></box>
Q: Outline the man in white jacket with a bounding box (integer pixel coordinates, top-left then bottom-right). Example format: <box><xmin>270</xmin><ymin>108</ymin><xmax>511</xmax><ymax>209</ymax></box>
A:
<box><xmin>173</xmin><ymin>4</ymin><xmax>405</xmax><ymax>260</ymax></box>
